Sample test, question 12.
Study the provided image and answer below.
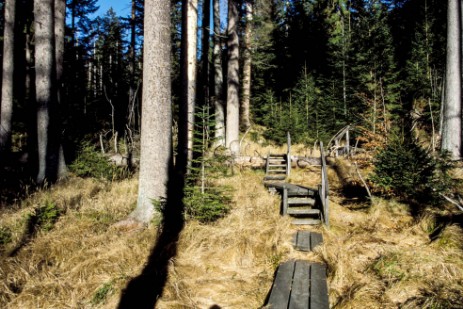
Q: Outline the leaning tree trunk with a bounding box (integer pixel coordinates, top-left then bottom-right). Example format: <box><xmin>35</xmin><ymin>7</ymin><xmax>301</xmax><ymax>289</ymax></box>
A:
<box><xmin>178</xmin><ymin>0</ymin><xmax>198</xmax><ymax>174</ymax></box>
<box><xmin>131</xmin><ymin>0</ymin><xmax>172</xmax><ymax>224</ymax></box>
<box><xmin>226</xmin><ymin>0</ymin><xmax>240</xmax><ymax>156</ymax></box>
<box><xmin>212</xmin><ymin>0</ymin><xmax>225</xmax><ymax>147</ymax></box>
<box><xmin>442</xmin><ymin>0</ymin><xmax>462</xmax><ymax>159</ymax></box>
<box><xmin>0</xmin><ymin>0</ymin><xmax>16</xmax><ymax>155</ymax></box>
<box><xmin>240</xmin><ymin>0</ymin><xmax>252</xmax><ymax>131</ymax></box>
<box><xmin>34</xmin><ymin>0</ymin><xmax>56</xmax><ymax>184</ymax></box>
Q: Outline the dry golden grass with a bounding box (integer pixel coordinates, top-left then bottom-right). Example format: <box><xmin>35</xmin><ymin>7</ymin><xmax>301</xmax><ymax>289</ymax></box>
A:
<box><xmin>0</xmin><ymin>135</ymin><xmax>462</xmax><ymax>308</ymax></box>
<box><xmin>0</xmin><ymin>177</ymin><xmax>157</xmax><ymax>308</ymax></box>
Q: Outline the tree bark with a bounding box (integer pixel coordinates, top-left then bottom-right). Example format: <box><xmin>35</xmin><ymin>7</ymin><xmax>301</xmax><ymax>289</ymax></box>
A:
<box><xmin>226</xmin><ymin>0</ymin><xmax>240</xmax><ymax>156</ymax></box>
<box><xmin>241</xmin><ymin>0</ymin><xmax>252</xmax><ymax>131</ymax></box>
<box><xmin>200</xmin><ymin>0</ymin><xmax>211</xmax><ymax>107</ymax></box>
<box><xmin>34</xmin><ymin>0</ymin><xmax>56</xmax><ymax>184</ymax></box>
<box><xmin>128</xmin><ymin>0</ymin><xmax>137</xmax><ymax>127</ymax></box>
<box><xmin>212</xmin><ymin>0</ymin><xmax>225</xmax><ymax>147</ymax></box>
<box><xmin>55</xmin><ymin>0</ymin><xmax>68</xmax><ymax>179</ymax></box>
<box><xmin>0</xmin><ymin>0</ymin><xmax>16</xmax><ymax>154</ymax></box>
<box><xmin>132</xmin><ymin>0</ymin><xmax>172</xmax><ymax>223</ymax></box>
<box><xmin>442</xmin><ymin>0</ymin><xmax>462</xmax><ymax>159</ymax></box>
<box><xmin>178</xmin><ymin>0</ymin><xmax>198</xmax><ymax>174</ymax></box>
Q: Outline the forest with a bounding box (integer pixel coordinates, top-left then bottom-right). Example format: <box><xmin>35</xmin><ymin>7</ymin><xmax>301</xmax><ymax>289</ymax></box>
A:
<box><xmin>0</xmin><ymin>0</ymin><xmax>462</xmax><ymax>308</ymax></box>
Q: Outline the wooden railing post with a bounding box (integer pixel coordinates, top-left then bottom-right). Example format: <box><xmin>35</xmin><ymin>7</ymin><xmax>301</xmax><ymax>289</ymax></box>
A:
<box><xmin>287</xmin><ymin>131</ymin><xmax>291</xmax><ymax>177</ymax></box>
<box><xmin>345</xmin><ymin>126</ymin><xmax>350</xmax><ymax>156</ymax></box>
<box><xmin>320</xmin><ymin>141</ymin><xmax>329</xmax><ymax>227</ymax></box>
<box><xmin>265</xmin><ymin>152</ymin><xmax>270</xmax><ymax>175</ymax></box>
<box><xmin>283</xmin><ymin>187</ymin><xmax>288</xmax><ymax>215</ymax></box>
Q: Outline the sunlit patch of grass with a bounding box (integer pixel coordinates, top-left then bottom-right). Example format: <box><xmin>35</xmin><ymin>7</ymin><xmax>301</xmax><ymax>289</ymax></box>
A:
<box><xmin>1</xmin><ymin>135</ymin><xmax>462</xmax><ymax>308</ymax></box>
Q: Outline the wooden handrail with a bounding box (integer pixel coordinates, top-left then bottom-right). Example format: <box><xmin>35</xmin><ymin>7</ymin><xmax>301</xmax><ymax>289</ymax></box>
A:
<box><xmin>286</xmin><ymin>131</ymin><xmax>291</xmax><ymax>177</ymax></box>
<box><xmin>320</xmin><ymin>141</ymin><xmax>329</xmax><ymax>227</ymax></box>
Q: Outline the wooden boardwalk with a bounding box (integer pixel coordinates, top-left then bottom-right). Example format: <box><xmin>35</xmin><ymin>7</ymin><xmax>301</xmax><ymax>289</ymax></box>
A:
<box><xmin>263</xmin><ymin>138</ymin><xmax>330</xmax><ymax>308</ymax></box>
<box><xmin>292</xmin><ymin>231</ymin><xmax>323</xmax><ymax>252</ymax></box>
<box><xmin>266</xmin><ymin>260</ymin><xmax>329</xmax><ymax>309</ymax></box>
<box><xmin>265</xmin><ymin>182</ymin><xmax>323</xmax><ymax>225</ymax></box>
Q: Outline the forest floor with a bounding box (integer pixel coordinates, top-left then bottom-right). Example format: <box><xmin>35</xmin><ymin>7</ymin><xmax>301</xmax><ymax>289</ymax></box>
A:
<box><xmin>0</xmin><ymin>138</ymin><xmax>463</xmax><ymax>308</ymax></box>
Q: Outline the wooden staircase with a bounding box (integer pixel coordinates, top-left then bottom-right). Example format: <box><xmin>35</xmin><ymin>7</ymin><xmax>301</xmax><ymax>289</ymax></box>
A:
<box><xmin>264</xmin><ymin>153</ymin><xmax>289</xmax><ymax>182</ymax></box>
<box><xmin>282</xmin><ymin>184</ymin><xmax>322</xmax><ymax>225</ymax></box>
<box><xmin>263</xmin><ymin>136</ymin><xmax>329</xmax><ymax>227</ymax></box>
<box><xmin>265</xmin><ymin>183</ymin><xmax>323</xmax><ymax>226</ymax></box>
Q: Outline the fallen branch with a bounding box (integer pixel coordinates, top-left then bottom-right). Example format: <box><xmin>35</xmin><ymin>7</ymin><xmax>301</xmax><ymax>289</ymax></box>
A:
<box><xmin>354</xmin><ymin>162</ymin><xmax>371</xmax><ymax>198</ymax></box>
<box><xmin>440</xmin><ymin>194</ymin><xmax>463</xmax><ymax>212</ymax></box>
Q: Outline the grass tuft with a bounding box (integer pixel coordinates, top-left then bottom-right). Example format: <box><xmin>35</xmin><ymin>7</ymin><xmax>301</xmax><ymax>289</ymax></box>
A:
<box><xmin>0</xmin><ymin>136</ymin><xmax>462</xmax><ymax>308</ymax></box>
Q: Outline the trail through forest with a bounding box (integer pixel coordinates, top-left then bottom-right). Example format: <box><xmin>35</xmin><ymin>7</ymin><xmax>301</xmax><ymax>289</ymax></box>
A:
<box><xmin>0</xmin><ymin>141</ymin><xmax>462</xmax><ymax>308</ymax></box>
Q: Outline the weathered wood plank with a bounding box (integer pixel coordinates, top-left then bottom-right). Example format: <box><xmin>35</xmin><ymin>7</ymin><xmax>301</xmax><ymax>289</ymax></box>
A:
<box><xmin>264</xmin><ymin>175</ymin><xmax>287</xmax><ymax>181</ymax></box>
<box><xmin>292</xmin><ymin>218</ymin><xmax>321</xmax><ymax>225</ymax></box>
<box><xmin>288</xmin><ymin>261</ymin><xmax>310</xmax><ymax>309</ymax></box>
<box><xmin>287</xmin><ymin>208</ymin><xmax>320</xmax><ymax>216</ymax></box>
<box><xmin>310</xmin><ymin>263</ymin><xmax>329</xmax><ymax>309</ymax></box>
<box><xmin>310</xmin><ymin>232</ymin><xmax>323</xmax><ymax>250</ymax></box>
<box><xmin>282</xmin><ymin>188</ymin><xmax>288</xmax><ymax>215</ymax></box>
<box><xmin>267</xmin><ymin>260</ymin><xmax>295</xmax><ymax>308</ymax></box>
<box><xmin>288</xmin><ymin>197</ymin><xmax>316</xmax><ymax>206</ymax></box>
<box><xmin>297</xmin><ymin>231</ymin><xmax>312</xmax><ymax>252</ymax></box>
<box><xmin>292</xmin><ymin>231</ymin><xmax>323</xmax><ymax>252</ymax></box>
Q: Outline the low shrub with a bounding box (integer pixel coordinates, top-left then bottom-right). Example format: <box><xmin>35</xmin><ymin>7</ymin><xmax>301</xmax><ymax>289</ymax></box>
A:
<box><xmin>0</xmin><ymin>226</ymin><xmax>12</xmax><ymax>246</ymax></box>
<box><xmin>183</xmin><ymin>186</ymin><xmax>232</xmax><ymax>223</ymax></box>
<box><xmin>70</xmin><ymin>141</ymin><xmax>131</xmax><ymax>181</ymax></box>
<box><xmin>26</xmin><ymin>200</ymin><xmax>62</xmax><ymax>232</ymax></box>
<box><xmin>370</xmin><ymin>136</ymin><xmax>452</xmax><ymax>205</ymax></box>
<box><xmin>91</xmin><ymin>281</ymin><xmax>114</xmax><ymax>305</ymax></box>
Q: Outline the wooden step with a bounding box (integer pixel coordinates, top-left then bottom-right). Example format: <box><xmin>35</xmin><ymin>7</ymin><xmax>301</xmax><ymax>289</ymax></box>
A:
<box><xmin>287</xmin><ymin>190</ymin><xmax>316</xmax><ymax>197</ymax></box>
<box><xmin>266</xmin><ymin>260</ymin><xmax>329</xmax><ymax>309</ymax></box>
<box><xmin>287</xmin><ymin>208</ymin><xmax>320</xmax><ymax>216</ymax></box>
<box><xmin>292</xmin><ymin>231</ymin><xmax>323</xmax><ymax>252</ymax></box>
<box><xmin>288</xmin><ymin>197</ymin><xmax>316</xmax><ymax>206</ymax></box>
<box><xmin>268</xmin><ymin>164</ymin><xmax>287</xmax><ymax>167</ymax></box>
<box><xmin>292</xmin><ymin>218</ymin><xmax>322</xmax><ymax>225</ymax></box>
<box><xmin>267</xmin><ymin>170</ymin><xmax>286</xmax><ymax>174</ymax></box>
<box><xmin>269</xmin><ymin>153</ymin><xmax>286</xmax><ymax>157</ymax></box>
<box><xmin>264</xmin><ymin>175</ymin><xmax>286</xmax><ymax>181</ymax></box>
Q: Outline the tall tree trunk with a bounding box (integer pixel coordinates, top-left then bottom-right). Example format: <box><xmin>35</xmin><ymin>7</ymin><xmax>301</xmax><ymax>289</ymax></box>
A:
<box><xmin>442</xmin><ymin>0</ymin><xmax>462</xmax><ymax>159</ymax></box>
<box><xmin>0</xmin><ymin>0</ymin><xmax>16</xmax><ymax>154</ymax></box>
<box><xmin>25</xmin><ymin>10</ymin><xmax>37</xmax><ymax>174</ymax></box>
<box><xmin>178</xmin><ymin>0</ymin><xmax>198</xmax><ymax>174</ymax></box>
<box><xmin>55</xmin><ymin>0</ymin><xmax>68</xmax><ymax>179</ymax></box>
<box><xmin>131</xmin><ymin>0</ymin><xmax>172</xmax><ymax>223</ymax></box>
<box><xmin>241</xmin><ymin>0</ymin><xmax>252</xmax><ymax>131</ymax></box>
<box><xmin>34</xmin><ymin>0</ymin><xmax>56</xmax><ymax>184</ymax></box>
<box><xmin>212</xmin><ymin>0</ymin><xmax>225</xmax><ymax>147</ymax></box>
<box><xmin>226</xmin><ymin>0</ymin><xmax>240</xmax><ymax>156</ymax></box>
<box><xmin>201</xmin><ymin>0</ymin><xmax>211</xmax><ymax>107</ymax></box>
<box><xmin>128</xmin><ymin>0</ymin><xmax>137</xmax><ymax>128</ymax></box>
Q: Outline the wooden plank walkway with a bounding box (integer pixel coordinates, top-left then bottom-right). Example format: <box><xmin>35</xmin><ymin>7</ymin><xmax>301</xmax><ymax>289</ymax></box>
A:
<box><xmin>266</xmin><ymin>260</ymin><xmax>329</xmax><ymax>309</ymax></box>
<box><xmin>292</xmin><ymin>231</ymin><xmax>323</xmax><ymax>252</ymax></box>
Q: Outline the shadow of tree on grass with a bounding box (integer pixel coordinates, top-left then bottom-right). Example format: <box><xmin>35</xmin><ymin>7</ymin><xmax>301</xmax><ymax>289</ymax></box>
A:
<box><xmin>117</xmin><ymin>167</ymin><xmax>185</xmax><ymax>309</ymax></box>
